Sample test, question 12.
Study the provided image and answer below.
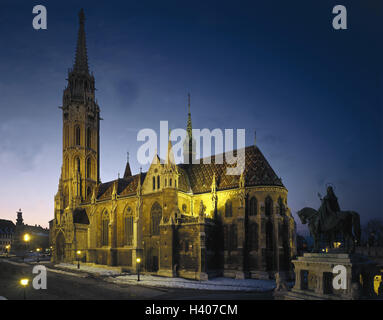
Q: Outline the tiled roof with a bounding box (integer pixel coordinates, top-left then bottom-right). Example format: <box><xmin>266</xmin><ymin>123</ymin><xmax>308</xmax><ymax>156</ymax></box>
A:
<box><xmin>179</xmin><ymin>145</ymin><xmax>283</xmax><ymax>194</ymax></box>
<box><xmin>95</xmin><ymin>145</ymin><xmax>283</xmax><ymax>198</ymax></box>
<box><xmin>97</xmin><ymin>172</ymin><xmax>147</xmax><ymax>200</ymax></box>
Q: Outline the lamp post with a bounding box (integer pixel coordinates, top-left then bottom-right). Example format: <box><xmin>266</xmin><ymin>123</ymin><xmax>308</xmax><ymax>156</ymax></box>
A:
<box><xmin>136</xmin><ymin>257</ymin><xmax>141</xmax><ymax>281</ymax></box>
<box><xmin>23</xmin><ymin>233</ymin><xmax>30</xmax><ymax>262</ymax></box>
<box><xmin>36</xmin><ymin>248</ymin><xmax>40</xmax><ymax>263</ymax></box>
<box><xmin>76</xmin><ymin>250</ymin><xmax>81</xmax><ymax>269</ymax></box>
<box><xmin>5</xmin><ymin>245</ymin><xmax>10</xmax><ymax>258</ymax></box>
<box><xmin>20</xmin><ymin>278</ymin><xmax>29</xmax><ymax>300</ymax></box>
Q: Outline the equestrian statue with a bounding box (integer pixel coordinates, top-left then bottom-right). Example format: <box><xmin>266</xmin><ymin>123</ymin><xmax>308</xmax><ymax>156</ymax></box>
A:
<box><xmin>297</xmin><ymin>185</ymin><xmax>361</xmax><ymax>253</ymax></box>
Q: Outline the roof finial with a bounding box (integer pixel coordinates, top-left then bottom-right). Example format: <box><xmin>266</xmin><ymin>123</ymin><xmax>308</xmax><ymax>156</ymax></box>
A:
<box><xmin>254</xmin><ymin>130</ymin><xmax>256</xmax><ymax>146</ymax></box>
<box><xmin>127</xmin><ymin>151</ymin><xmax>129</xmax><ymax>163</ymax></box>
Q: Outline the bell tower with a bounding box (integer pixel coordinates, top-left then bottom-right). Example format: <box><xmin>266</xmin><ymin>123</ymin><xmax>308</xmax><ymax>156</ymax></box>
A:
<box><xmin>59</xmin><ymin>9</ymin><xmax>100</xmax><ymax>207</ymax></box>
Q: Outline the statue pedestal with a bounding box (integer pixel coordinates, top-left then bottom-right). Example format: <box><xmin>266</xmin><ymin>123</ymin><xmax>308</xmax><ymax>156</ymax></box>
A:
<box><xmin>282</xmin><ymin>253</ymin><xmax>378</xmax><ymax>300</ymax></box>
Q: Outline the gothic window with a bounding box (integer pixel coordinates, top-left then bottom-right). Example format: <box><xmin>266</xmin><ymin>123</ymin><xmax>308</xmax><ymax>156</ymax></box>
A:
<box><xmin>249</xmin><ymin>223</ymin><xmax>258</xmax><ymax>251</ymax></box>
<box><xmin>63</xmin><ymin>186</ymin><xmax>69</xmax><ymax>209</ymax></box>
<box><xmin>278</xmin><ymin>197</ymin><xmax>285</xmax><ymax>215</ymax></box>
<box><xmin>175</xmin><ymin>179</ymin><xmax>177</xmax><ymax>188</ymax></box>
<box><xmin>86</xmin><ymin>127</ymin><xmax>92</xmax><ymax>148</ymax></box>
<box><xmin>64</xmin><ymin>158</ymin><xmax>69</xmax><ymax>179</ymax></box>
<box><xmin>153</xmin><ymin>176</ymin><xmax>156</xmax><ymax>190</ymax></box>
<box><xmin>64</xmin><ymin>125</ymin><xmax>69</xmax><ymax>147</ymax></box>
<box><xmin>151</xmin><ymin>202</ymin><xmax>162</xmax><ymax>236</ymax></box>
<box><xmin>124</xmin><ymin>207</ymin><xmax>134</xmax><ymax>246</ymax></box>
<box><xmin>75</xmin><ymin>126</ymin><xmax>81</xmax><ymax>146</ymax></box>
<box><xmin>86</xmin><ymin>158</ymin><xmax>91</xmax><ymax>178</ymax></box>
<box><xmin>249</xmin><ymin>197</ymin><xmax>257</xmax><ymax>216</ymax></box>
<box><xmin>74</xmin><ymin>156</ymin><xmax>80</xmax><ymax>172</ymax></box>
<box><xmin>170</xmin><ymin>178</ymin><xmax>172</xmax><ymax>187</ymax></box>
<box><xmin>165</xmin><ymin>179</ymin><xmax>167</xmax><ymax>187</ymax></box>
<box><xmin>265</xmin><ymin>196</ymin><xmax>273</xmax><ymax>217</ymax></box>
<box><xmin>225</xmin><ymin>200</ymin><xmax>233</xmax><ymax>217</ymax></box>
<box><xmin>101</xmin><ymin>211</ymin><xmax>109</xmax><ymax>246</ymax></box>
<box><xmin>157</xmin><ymin>176</ymin><xmax>160</xmax><ymax>189</ymax></box>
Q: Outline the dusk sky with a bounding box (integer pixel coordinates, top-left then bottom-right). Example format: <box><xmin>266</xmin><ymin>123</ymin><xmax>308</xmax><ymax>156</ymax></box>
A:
<box><xmin>0</xmin><ymin>1</ymin><xmax>381</xmax><ymax>233</ymax></box>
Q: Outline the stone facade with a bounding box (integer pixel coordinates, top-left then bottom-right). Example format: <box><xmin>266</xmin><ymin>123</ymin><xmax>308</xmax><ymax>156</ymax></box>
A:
<box><xmin>50</xmin><ymin>10</ymin><xmax>297</xmax><ymax>280</ymax></box>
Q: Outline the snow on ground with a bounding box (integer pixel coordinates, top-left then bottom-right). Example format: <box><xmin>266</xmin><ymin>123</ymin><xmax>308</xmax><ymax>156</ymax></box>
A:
<box><xmin>54</xmin><ymin>263</ymin><xmax>276</xmax><ymax>291</ymax></box>
<box><xmin>54</xmin><ymin>263</ymin><xmax>122</xmax><ymax>276</ymax></box>
<box><xmin>107</xmin><ymin>274</ymin><xmax>276</xmax><ymax>292</ymax></box>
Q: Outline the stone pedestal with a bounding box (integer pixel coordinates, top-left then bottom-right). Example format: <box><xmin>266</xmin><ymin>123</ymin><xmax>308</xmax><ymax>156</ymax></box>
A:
<box><xmin>283</xmin><ymin>253</ymin><xmax>378</xmax><ymax>300</ymax></box>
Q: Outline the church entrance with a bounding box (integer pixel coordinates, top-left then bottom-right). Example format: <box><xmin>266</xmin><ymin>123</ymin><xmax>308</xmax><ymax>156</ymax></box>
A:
<box><xmin>56</xmin><ymin>232</ymin><xmax>66</xmax><ymax>262</ymax></box>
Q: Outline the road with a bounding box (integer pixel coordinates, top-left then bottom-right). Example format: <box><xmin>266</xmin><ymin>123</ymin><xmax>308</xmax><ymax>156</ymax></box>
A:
<box><xmin>0</xmin><ymin>259</ymin><xmax>273</xmax><ymax>300</ymax></box>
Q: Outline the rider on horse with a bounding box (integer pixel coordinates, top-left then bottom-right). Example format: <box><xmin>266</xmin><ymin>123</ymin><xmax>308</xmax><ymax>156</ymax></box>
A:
<box><xmin>317</xmin><ymin>186</ymin><xmax>341</xmax><ymax>233</ymax></box>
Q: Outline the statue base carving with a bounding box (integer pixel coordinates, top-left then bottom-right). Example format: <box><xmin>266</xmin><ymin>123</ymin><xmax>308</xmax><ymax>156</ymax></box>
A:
<box><xmin>281</xmin><ymin>253</ymin><xmax>378</xmax><ymax>300</ymax></box>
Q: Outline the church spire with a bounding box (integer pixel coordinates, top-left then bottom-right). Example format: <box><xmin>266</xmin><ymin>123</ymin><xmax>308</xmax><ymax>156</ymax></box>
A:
<box><xmin>187</xmin><ymin>93</ymin><xmax>192</xmax><ymax>138</ymax></box>
<box><xmin>73</xmin><ymin>8</ymin><xmax>89</xmax><ymax>74</ymax></box>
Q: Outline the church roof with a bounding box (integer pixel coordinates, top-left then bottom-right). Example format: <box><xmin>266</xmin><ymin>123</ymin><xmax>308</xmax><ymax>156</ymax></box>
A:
<box><xmin>179</xmin><ymin>145</ymin><xmax>283</xmax><ymax>194</ymax></box>
<box><xmin>94</xmin><ymin>145</ymin><xmax>283</xmax><ymax>199</ymax></box>
<box><xmin>96</xmin><ymin>172</ymin><xmax>147</xmax><ymax>200</ymax></box>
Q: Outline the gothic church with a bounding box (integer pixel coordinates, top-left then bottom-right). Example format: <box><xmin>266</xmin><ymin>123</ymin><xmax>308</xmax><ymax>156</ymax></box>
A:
<box><xmin>50</xmin><ymin>10</ymin><xmax>297</xmax><ymax>280</ymax></box>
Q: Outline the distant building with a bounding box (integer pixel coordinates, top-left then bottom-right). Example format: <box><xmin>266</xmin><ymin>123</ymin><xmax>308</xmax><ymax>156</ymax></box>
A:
<box><xmin>12</xmin><ymin>209</ymin><xmax>50</xmax><ymax>254</ymax></box>
<box><xmin>0</xmin><ymin>219</ymin><xmax>15</xmax><ymax>253</ymax></box>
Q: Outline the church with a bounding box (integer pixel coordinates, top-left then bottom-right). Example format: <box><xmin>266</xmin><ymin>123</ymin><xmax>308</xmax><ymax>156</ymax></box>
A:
<box><xmin>50</xmin><ymin>9</ymin><xmax>297</xmax><ymax>280</ymax></box>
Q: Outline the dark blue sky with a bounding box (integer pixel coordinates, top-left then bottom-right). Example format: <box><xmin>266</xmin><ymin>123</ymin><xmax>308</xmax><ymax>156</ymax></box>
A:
<box><xmin>0</xmin><ymin>0</ymin><xmax>381</xmax><ymax>231</ymax></box>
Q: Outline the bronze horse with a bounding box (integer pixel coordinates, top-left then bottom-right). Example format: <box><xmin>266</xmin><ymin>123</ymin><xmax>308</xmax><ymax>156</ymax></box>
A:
<box><xmin>297</xmin><ymin>207</ymin><xmax>361</xmax><ymax>253</ymax></box>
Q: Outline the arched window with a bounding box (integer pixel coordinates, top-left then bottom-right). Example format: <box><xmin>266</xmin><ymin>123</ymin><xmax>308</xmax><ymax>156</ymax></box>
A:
<box><xmin>64</xmin><ymin>158</ymin><xmax>69</xmax><ymax>179</ymax></box>
<box><xmin>157</xmin><ymin>176</ymin><xmax>160</xmax><ymax>189</ymax></box>
<box><xmin>265</xmin><ymin>196</ymin><xmax>273</xmax><ymax>217</ymax></box>
<box><xmin>225</xmin><ymin>200</ymin><xmax>233</xmax><ymax>217</ymax></box>
<box><xmin>249</xmin><ymin>197</ymin><xmax>257</xmax><ymax>216</ymax></box>
<box><xmin>153</xmin><ymin>176</ymin><xmax>156</xmax><ymax>190</ymax></box>
<box><xmin>249</xmin><ymin>222</ymin><xmax>258</xmax><ymax>251</ymax></box>
<box><xmin>124</xmin><ymin>207</ymin><xmax>134</xmax><ymax>246</ymax></box>
<box><xmin>74</xmin><ymin>157</ymin><xmax>80</xmax><ymax>172</ymax></box>
<box><xmin>86</xmin><ymin>127</ymin><xmax>92</xmax><ymax>148</ymax></box>
<box><xmin>64</xmin><ymin>125</ymin><xmax>69</xmax><ymax>147</ymax></box>
<box><xmin>175</xmin><ymin>179</ymin><xmax>177</xmax><ymax>188</ymax></box>
<box><xmin>278</xmin><ymin>197</ymin><xmax>285</xmax><ymax>216</ymax></box>
<box><xmin>86</xmin><ymin>158</ymin><xmax>91</xmax><ymax>178</ymax></box>
<box><xmin>75</xmin><ymin>126</ymin><xmax>81</xmax><ymax>146</ymax></box>
<box><xmin>63</xmin><ymin>186</ymin><xmax>69</xmax><ymax>209</ymax></box>
<box><xmin>170</xmin><ymin>178</ymin><xmax>172</xmax><ymax>187</ymax></box>
<box><xmin>101</xmin><ymin>211</ymin><xmax>109</xmax><ymax>246</ymax></box>
<box><xmin>151</xmin><ymin>202</ymin><xmax>162</xmax><ymax>236</ymax></box>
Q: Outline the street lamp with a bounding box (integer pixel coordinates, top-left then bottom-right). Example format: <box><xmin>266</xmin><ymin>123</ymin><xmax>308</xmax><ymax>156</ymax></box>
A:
<box><xmin>136</xmin><ymin>257</ymin><xmax>141</xmax><ymax>281</ymax></box>
<box><xmin>20</xmin><ymin>278</ymin><xmax>29</xmax><ymax>300</ymax></box>
<box><xmin>36</xmin><ymin>248</ymin><xmax>41</xmax><ymax>263</ymax></box>
<box><xmin>5</xmin><ymin>245</ymin><xmax>10</xmax><ymax>258</ymax></box>
<box><xmin>76</xmin><ymin>250</ymin><xmax>81</xmax><ymax>269</ymax></box>
<box><xmin>23</xmin><ymin>233</ymin><xmax>30</xmax><ymax>262</ymax></box>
